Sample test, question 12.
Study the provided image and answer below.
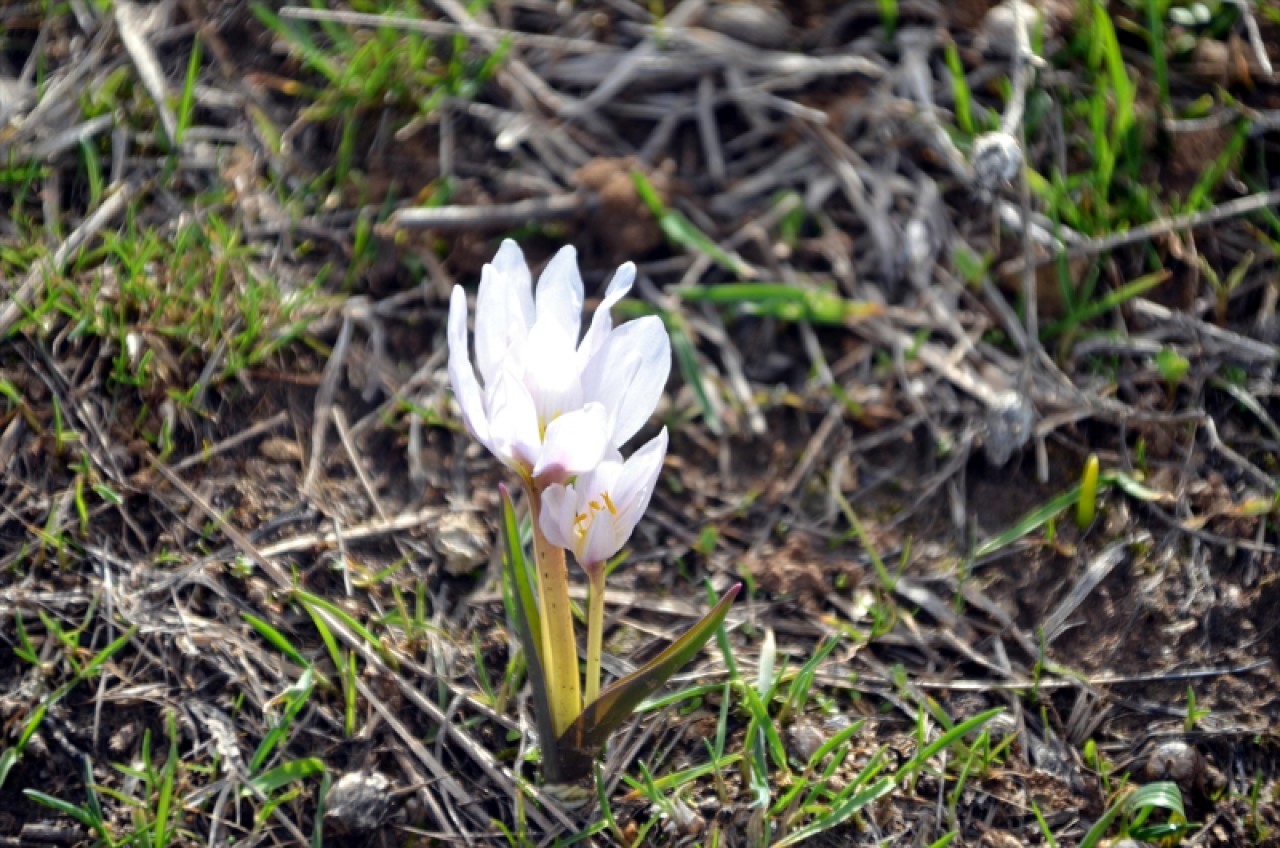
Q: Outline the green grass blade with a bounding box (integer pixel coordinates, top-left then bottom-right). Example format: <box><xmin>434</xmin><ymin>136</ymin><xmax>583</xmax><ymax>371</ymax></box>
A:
<box><xmin>175</xmin><ymin>37</ymin><xmax>202</xmax><ymax>146</ymax></box>
<box><xmin>773</xmin><ymin>776</ymin><xmax>896</xmax><ymax>847</ymax></box>
<box><xmin>250</xmin><ymin>666</ymin><xmax>316</xmax><ymax>773</ymax></box>
<box><xmin>242</xmin><ymin>612</ymin><xmax>309</xmax><ymax>668</ymax></box>
<box><xmin>292</xmin><ymin>590</ymin><xmax>397</xmax><ymax>668</ymax></box>
<box><xmin>897</xmin><ymin>708</ymin><xmax>1003</xmax><ymax>779</ymax></box>
<box><xmin>244</xmin><ymin>757</ymin><xmax>327</xmax><ymax>797</ymax></box>
<box><xmin>677</xmin><ymin>283</ymin><xmax>880</xmax><ymax>326</ymax></box>
<box><xmin>312</xmin><ymin>770</ymin><xmax>332</xmax><ymax>848</ymax></box>
<box><xmin>1102</xmin><ymin>470</ymin><xmax>1173</xmax><ymax>504</ymax></box>
<box><xmin>154</xmin><ymin>713</ymin><xmax>179</xmax><ymax>848</ymax></box>
<box><xmin>669</xmin><ymin>316</ymin><xmax>723</xmax><ymax>436</ymax></box>
<box><xmin>23</xmin><ymin>791</ymin><xmax>100</xmax><ymax>829</ymax></box>
<box><xmin>1042</xmin><ymin>270</ymin><xmax>1169</xmax><ymax>340</ymax></box>
<box><xmin>975</xmin><ymin>485</ymin><xmax>1081</xmax><ymax>559</ymax></box>
<box><xmin>632</xmin><ymin>170</ymin><xmax>753</xmax><ymax>277</ymax></box>
<box><xmin>1079</xmin><ymin>782</ymin><xmax>1184</xmax><ymax>848</ymax></box>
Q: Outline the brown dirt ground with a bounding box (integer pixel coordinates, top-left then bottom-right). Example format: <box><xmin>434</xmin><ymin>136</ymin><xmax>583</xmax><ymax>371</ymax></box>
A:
<box><xmin>3</xmin><ymin>1</ymin><xmax>1280</xmax><ymax>846</ymax></box>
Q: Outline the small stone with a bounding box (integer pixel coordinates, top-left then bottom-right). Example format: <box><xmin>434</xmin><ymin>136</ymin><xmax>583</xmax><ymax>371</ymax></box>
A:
<box><xmin>978</xmin><ymin>0</ymin><xmax>1045</xmax><ymax>57</ymax></box>
<box><xmin>435</xmin><ymin>511</ymin><xmax>490</xmax><ymax>575</ymax></box>
<box><xmin>787</xmin><ymin>719</ymin><xmax>827</xmax><ymax>764</ymax></box>
<box><xmin>258</xmin><ymin>437</ymin><xmax>302</xmax><ymax>464</ymax></box>
<box><xmin>983</xmin><ymin>389</ymin><xmax>1034</xmax><ymax>466</ymax></box>
<box><xmin>324</xmin><ymin>771</ymin><xmax>393</xmax><ymax>834</ymax></box>
<box><xmin>971</xmin><ymin>132</ymin><xmax>1024</xmax><ymax>190</ymax></box>
<box><xmin>1143</xmin><ymin>739</ymin><xmax>1202</xmax><ymax>789</ymax></box>
<box><xmin>702</xmin><ymin>3</ymin><xmax>792</xmax><ymax>49</ymax></box>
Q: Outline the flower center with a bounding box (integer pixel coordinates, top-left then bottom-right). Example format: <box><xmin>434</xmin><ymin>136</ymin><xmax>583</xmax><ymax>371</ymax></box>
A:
<box><xmin>572</xmin><ymin>491</ymin><xmax>617</xmax><ymax>541</ymax></box>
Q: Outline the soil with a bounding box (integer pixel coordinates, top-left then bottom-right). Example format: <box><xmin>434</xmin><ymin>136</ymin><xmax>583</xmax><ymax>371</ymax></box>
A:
<box><xmin>2</xmin><ymin>1</ymin><xmax>1280</xmax><ymax>846</ymax></box>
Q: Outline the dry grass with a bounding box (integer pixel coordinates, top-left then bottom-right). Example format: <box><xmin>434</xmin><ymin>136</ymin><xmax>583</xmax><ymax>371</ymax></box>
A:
<box><xmin>2</xmin><ymin>1</ymin><xmax>1279</xmax><ymax>845</ymax></box>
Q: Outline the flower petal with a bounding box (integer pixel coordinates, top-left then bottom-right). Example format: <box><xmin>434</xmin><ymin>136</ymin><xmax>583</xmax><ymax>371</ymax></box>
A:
<box><xmin>486</xmin><ymin>368</ymin><xmax>542</xmax><ymax>474</ymax></box>
<box><xmin>577</xmin><ymin>261</ymin><xmax>635</xmax><ymax>366</ymax></box>
<box><xmin>533</xmin><ymin>245</ymin><xmax>584</xmax><ymax>348</ymax></box>
<box><xmin>447</xmin><ymin>286</ymin><xmax>489</xmax><ymax>445</ymax></box>
<box><xmin>521</xmin><ymin>318</ymin><xmax>582</xmax><ymax>426</ymax></box>
<box><xmin>579</xmin><ymin>492</ymin><xmax>624</xmax><ymax>566</ymax></box>
<box><xmin>581</xmin><ymin>315</ymin><xmax>671</xmax><ymax>446</ymax></box>
<box><xmin>533</xmin><ymin>402</ymin><xmax>609</xmax><ymax>483</ymax></box>
<box><xmin>609</xmin><ymin>427</ymin><xmax>668</xmax><ymax>543</ymax></box>
<box><xmin>475</xmin><ymin>240</ymin><xmax>534</xmax><ymax>385</ymax></box>
<box><xmin>538</xmin><ymin>482</ymin><xmax>577</xmax><ymax>552</ymax></box>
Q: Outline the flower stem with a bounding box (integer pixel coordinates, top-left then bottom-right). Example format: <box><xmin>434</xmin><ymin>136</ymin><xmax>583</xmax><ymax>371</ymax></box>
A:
<box><xmin>527</xmin><ymin>485</ymin><xmax>582</xmax><ymax>737</ymax></box>
<box><xmin>584</xmin><ymin>563</ymin><xmax>606</xmax><ymax>706</ymax></box>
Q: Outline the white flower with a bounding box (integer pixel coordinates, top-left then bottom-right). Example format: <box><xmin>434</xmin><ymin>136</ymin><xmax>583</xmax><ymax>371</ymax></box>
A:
<box><xmin>448</xmin><ymin>240</ymin><xmax>671</xmax><ymax>482</ymax></box>
<box><xmin>539</xmin><ymin>428</ymin><xmax>668</xmax><ymax>567</ymax></box>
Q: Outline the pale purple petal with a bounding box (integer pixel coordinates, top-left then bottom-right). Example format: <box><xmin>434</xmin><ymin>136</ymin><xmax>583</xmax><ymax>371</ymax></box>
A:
<box><xmin>474</xmin><ymin>240</ymin><xmax>534</xmax><ymax>385</ymax></box>
<box><xmin>581</xmin><ymin>316</ymin><xmax>671</xmax><ymax>446</ymax></box>
<box><xmin>521</xmin><ymin>319</ymin><xmax>582</xmax><ymax>426</ymax></box>
<box><xmin>538</xmin><ymin>483</ymin><xmax>577</xmax><ymax>551</ymax></box>
<box><xmin>447</xmin><ymin>286</ymin><xmax>489</xmax><ymax>444</ymax></box>
<box><xmin>486</xmin><ymin>369</ymin><xmax>542</xmax><ymax>473</ymax></box>
<box><xmin>609</xmin><ymin>427</ymin><xmax>668</xmax><ymax>541</ymax></box>
<box><xmin>533</xmin><ymin>245</ymin><xmax>584</xmax><ymax>348</ymax></box>
<box><xmin>577</xmin><ymin>262</ymin><xmax>636</xmax><ymax>366</ymax></box>
<box><xmin>494</xmin><ymin>239</ymin><xmax>536</xmax><ymax>327</ymax></box>
<box><xmin>533</xmin><ymin>402</ymin><xmax>609</xmax><ymax>483</ymax></box>
<box><xmin>579</xmin><ymin>501</ymin><xmax>622</xmax><ymax>566</ymax></box>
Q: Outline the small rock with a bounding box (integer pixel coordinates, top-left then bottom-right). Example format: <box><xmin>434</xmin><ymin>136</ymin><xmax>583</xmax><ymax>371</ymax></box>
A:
<box><xmin>971</xmin><ymin>132</ymin><xmax>1024</xmax><ymax>191</ymax></box>
<box><xmin>258</xmin><ymin>437</ymin><xmax>302</xmax><ymax>464</ymax></box>
<box><xmin>977</xmin><ymin>0</ymin><xmax>1045</xmax><ymax>56</ymax></box>
<box><xmin>0</xmin><ymin>76</ymin><xmax>33</xmax><ymax>114</ymax></box>
<box><xmin>1143</xmin><ymin>739</ymin><xmax>1203</xmax><ymax>790</ymax></box>
<box><xmin>324</xmin><ymin>771</ymin><xmax>393</xmax><ymax>834</ymax></box>
<box><xmin>702</xmin><ymin>2</ymin><xmax>792</xmax><ymax>50</ymax></box>
<box><xmin>983</xmin><ymin>389</ymin><xmax>1034</xmax><ymax>466</ymax></box>
<box><xmin>787</xmin><ymin>719</ymin><xmax>827</xmax><ymax>764</ymax></box>
<box><xmin>435</xmin><ymin>511</ymin><xmax>490</xmax><ymax>575</ymax></box>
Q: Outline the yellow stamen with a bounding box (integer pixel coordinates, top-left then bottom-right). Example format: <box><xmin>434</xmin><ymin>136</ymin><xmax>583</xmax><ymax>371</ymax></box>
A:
<box><xmin>571</xmin><ymin>490</ymin><xmax>617</xmax><ymax>542</ymax></box>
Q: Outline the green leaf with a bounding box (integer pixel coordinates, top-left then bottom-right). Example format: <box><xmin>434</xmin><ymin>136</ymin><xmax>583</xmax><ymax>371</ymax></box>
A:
<box><xmin>631</xmin><ymin>170</ymin><xmax>754</xmax><ymax>278</ymax></box>
<box><xmin>677</xmin><ymin>283</ymin><xmax>880</xmax><ymax>326</ymax></box>
<box><xmin>154</xmin><ymin>713</ymin><xmax>180</xmax><ymax>848</ymax></box>
<box><xmin>1102</xmin><ymin>470</ymin><xmax>1174</xmax><ymax>504</ymax></box>
<box><xmin>498</xmin><ymin>485</ymin><xmax>564</xmax><ymax>782</ymax></box>
<box><xmin>0</xmin><ymin>750</ymin><xmax>18</xmax><ymax>790</ymax></box>
<box><xmin>244</xmin><ymin>758</ymin><xmax>326</xmax><ymax>797</ymax></box>
<box><xmin>557</xmin><ymin>584</ymin><xmax>740</xmax><ymax>770</ymax></box>
<box><xmin>1041</xmin><ymin>270</ymin><xmax>1168</xmax><ymax>340</ymax></box>
<box><xmin>1077</xmin><ymin>453</ymin><xmax>1100</xmax><ymax>529</ymax></box>
<box><xmin>669</xmin><ymin>317</ymin><xmax>722</xmax><ymax>436</ymax></box>
<box><xmin>291</xmin><ymin>590</ymin><xmax>396</xmax><ymax>668</ymax></box>
<box><xmin>896</xmin><ymin>708</ymin><xmax>1004</xmax><ymax>778</ymax></box>
<box><xmin>1079</xmin><ymin>782</ymin><xmax>1184</xmax><ymax>848</ymax></box>
<box><xmin>974</xmin><ymin>486</ymin><xmax>1081</xmax><ymax>559</ymax></box>
<box><xmin>242</xmin><ymin>612</ymin><xmax>309</xmax><ymax>668</ymax></box>
<box><xmin>23</xmin><ymin>791</ymin><xmax>100</xmax><ymax>829</ymax></box>
<box><xmin>250</xmin><ymin>666</ymin><xmax>315</xmax><ymax>773</ymax></box>
<box><xmin>773</xmin><ymin>776</ymin><xmax>896</xmax><ymax>847</ymax></box>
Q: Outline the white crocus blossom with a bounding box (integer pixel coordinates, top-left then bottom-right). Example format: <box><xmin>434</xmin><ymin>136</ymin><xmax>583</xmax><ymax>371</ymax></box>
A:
<box><xmin>539</xmin><ymin>428</ymin><xmax>668</xmax><ymax>568</ymax></box>
<box><xmin>448</xmin><ymin>240</ymin><xmax>671</xmax><ymax>483</ymax></box>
